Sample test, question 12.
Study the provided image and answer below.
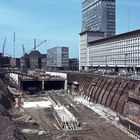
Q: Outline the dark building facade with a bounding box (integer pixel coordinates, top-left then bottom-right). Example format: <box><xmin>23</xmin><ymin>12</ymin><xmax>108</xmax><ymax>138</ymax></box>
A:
<box><xmin>21</xmin><ymin>51</ymin><xmax>47</xmax><ymax>69</ymax></box>
<box><xmin>41</xmin><ymin>54</ymin><xmax>47</xmax><ymax>69</ymax></box>
<box><xmin>0</xmin><ymin>53</ymin><xmax>10</xmax><ymax>68</ymax></box>
<box><xmin>82</xmin><ymin>0</ymin><xmax>116</xmax><ymax>37</ymax></box>
<box><xmin>69</xmin><ymin>58</ymin><xmax>79</xmax><ymax>71</ymax></box>
<box><xmin>10</xmin><ymin>58</ymin><xmax>20</xmax><ymax>68</ymax></box>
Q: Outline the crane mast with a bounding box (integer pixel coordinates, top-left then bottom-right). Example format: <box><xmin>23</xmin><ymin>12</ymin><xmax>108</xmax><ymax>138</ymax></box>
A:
<box><xmin>22</xmin><ymin>44</ymin><xmax>25</xmax><ymax>56</ymax></box>
<box><xmin>2</xmin><ymin>37</ymin><xmax>6</xmax><ymax>56</ymax></box>
<box><xmin>13</xmin><ymin>32</ymin><xmax>15</xmax><ymax>58</ymax></box>
<box><xmin>26</xmin><ymin>39</ymin><xmax>47</xmax><ymax>54</ymax></box>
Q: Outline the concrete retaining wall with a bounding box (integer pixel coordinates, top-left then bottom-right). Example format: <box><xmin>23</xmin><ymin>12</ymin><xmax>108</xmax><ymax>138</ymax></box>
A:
<box><xmin>67</xmin><ymin>73</ymin><xmax>140</xmax><ymax>126</ymax></box>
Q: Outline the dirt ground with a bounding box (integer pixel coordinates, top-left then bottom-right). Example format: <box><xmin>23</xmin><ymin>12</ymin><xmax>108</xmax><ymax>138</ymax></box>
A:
<box><xmin>10</xmin><ymin>91</ymin><xmax>134</xmax><ymax>140</ymax></box>
<box><xmin>0</xmin><ymin>89</ymin><xmax>26</xmax><ymax>140</ymax></box>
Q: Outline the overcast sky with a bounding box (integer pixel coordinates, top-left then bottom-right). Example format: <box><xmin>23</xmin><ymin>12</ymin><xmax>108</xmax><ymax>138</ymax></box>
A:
<box><xmin>0</xmin><ymin>0</ymin><xmax>140</xmax><ymax>58</ymax></box>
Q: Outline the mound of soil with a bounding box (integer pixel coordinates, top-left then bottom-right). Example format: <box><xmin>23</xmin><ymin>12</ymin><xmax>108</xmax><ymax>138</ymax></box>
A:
<box><xmin>0</xmin><ymin>88</ymin><xmax>26</xmax><ymax>140</ymax></box>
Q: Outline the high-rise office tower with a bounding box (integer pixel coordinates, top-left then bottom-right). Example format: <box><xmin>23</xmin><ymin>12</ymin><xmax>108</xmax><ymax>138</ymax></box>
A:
<box><xmin>82</xmin><ymin>0</ymin><xmax>116</xmax><ymax>37</ymax></box>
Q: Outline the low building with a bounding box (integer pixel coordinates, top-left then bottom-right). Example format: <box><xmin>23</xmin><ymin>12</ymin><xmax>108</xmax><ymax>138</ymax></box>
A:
<box><xmin>47</xmin><ymin>47</ymin><xmax>69</xmax><ymax>70</ymax></box>
<box><xmin>0</xmin><ymin>53</ymin><xmax>10</xmax><ymax>68</ymax></box>
<box><xmin>21</xmin><ymin>51</ymin><xmax>47</xmax><ymax>69</ymax></box>
<box><xmin>69</xmin><ymin>58</ymin><xmax>79</xmax><ymax>71</ymax></box>
<box><xmin>41</xmin><ymin>54</ymin><xmax>47</xmax><ymax>69</ymax></box>
<box><xmin>80</xmin><ymin>29</ymin><xmax>140</xmax><ymax>72</ymax></box>
<box><xmin>10</xmin><ymin>58</ymin><xmax>20</xmax><ymax>68</ymax></box>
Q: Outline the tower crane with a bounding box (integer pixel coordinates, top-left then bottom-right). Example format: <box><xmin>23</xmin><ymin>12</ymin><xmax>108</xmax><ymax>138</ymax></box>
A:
<box><xmin>22</xmin><ymin>44</ymin><xmax>25</xmax><ymax>56</ymax></box>
<box><xmin>26</xmin><ymin>39</ymin><xmax>47</xmax><ymax>54</ymax></box>
<box><xmin>21</xmin><ymin>44</ymin><xmax>27</xmax><ymax>70</ymax></box>
<box><xmin>36</xmin><ymin>40</ymin><xmax>47</xmax><ymax>49</ymax></box>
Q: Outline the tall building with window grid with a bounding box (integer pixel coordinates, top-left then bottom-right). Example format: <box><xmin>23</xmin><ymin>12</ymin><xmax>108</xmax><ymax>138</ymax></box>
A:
<box><xmin>82</xmin><ymin>0</ymin><xmax>116</xmax><ymax>37</ymax></box>
<box><xmin>47</xmin><ymin>47</ymin><xmax>69</xmax><ymax>70</ymax></box>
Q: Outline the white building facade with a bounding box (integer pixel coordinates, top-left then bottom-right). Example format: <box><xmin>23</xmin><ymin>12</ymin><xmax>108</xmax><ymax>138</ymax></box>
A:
<box><xmin>47</xmin><ymin>47</ymin><xmax>69</xmax><ymax>70</ymax></box>
<box><xmin>80</xmin><ymin>29</ymin><xmax>140</xmax><ymax>71</ymax></box>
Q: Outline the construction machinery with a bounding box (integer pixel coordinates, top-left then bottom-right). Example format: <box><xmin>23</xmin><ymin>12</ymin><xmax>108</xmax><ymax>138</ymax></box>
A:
<box><xmin>22</xmin><ymin>39</ymin><xmax>47</xmax><ymax>55</ymax></box>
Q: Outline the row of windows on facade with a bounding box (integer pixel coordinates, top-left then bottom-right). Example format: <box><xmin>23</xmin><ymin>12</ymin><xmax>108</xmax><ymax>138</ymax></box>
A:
<box><xmin>83</xmin><ymin>0</ymin><xmax>101</xmax><ymax>10</ymax></box>
<box><xmin>87</xmin><ymin>57</ymin><xmax>140</xmax><ymax>66</ymax></box>
<box><xmin>87</xmin><ymin>49</ymin><xmax>140</xmax><ymax>57</ymax></box>
<box><xmin>82</xmin><ymin>20</ymin><xmax>102</xmax><ymax>26</ymax></box>
<box><xmin>83</xmin><ymin>0</ymin><xmax>115</xmax><ymax>10</ymax></box>
<box><xmin>88</xmin><ymin>55</ymin><xmax>140</xmax><ymax>60</ymax></box>
<box><xmin>83</xmin><ymin>0</ymin><xmax>115</xmax><ymax>12</ymax></box>
<box><xmin>47</xmin><ymin>55</ymin><xmax>69</xmax><ymax>58</ymax></box>
<box><xmin>89</xmin><ymin>59</ymin><xmax>140</xmax><ymax>63</ymax></box>
<box><xmin>83</xmin><ymin>10</ymin><xmax>102</xmax><ymax>18</ymax></box>
<box><xmin>89</xmin><ymin>45</ymin><xmax>140</xmax><ymax>53</ymax></box>
<box><xmin>83</xmin><ymin>15</ymin><xmax>101</xmax><ymax>23</ymax></box>
<box><xmin>83</xmin><ymin>16</ymin><xmax>114</xmax><ymax>24</ymax></box>
<box><xmin>87</xmin><ymin>60</ymin><xmax>140</xmax><ymax>65</ymax></box>
<box><xmin>80</xmin><ymin>36</ymin><xmax>140</xmax><ymax>65</ymax></box>
<box><xmin>83</xmin><ymin>20</ymin><xmax>101</xmax><ymax>27</ymax></box>
<box><xmin>83</xmin><ymin>6</ymin><xmax>101</xmax><ymax>14</ymax></box>
<box><xmin>83</xmin><ymin>16</ymin><xmax>101</xmax><ymax>23</ymax></box>
<box><xmin>89</xmin><ymin>43</ymin><xmax>140</xmax><ymax>50</ymax></box>
<box><xmin>83</xmin><ymin>6</ymin><xmax>114</xmax><ymax>17</ymax></box>
<box><xmin>89</xmin><ymin>51</ymin><xmax>140</xmax><ymax>57</ymax></box>
<box><xmin>87</xmin><ymin>50</ymin><xmax>140</xmax><ymax>55</ymax></box>
<box><xmin>82</xmin><ymin>23</ymin><xmax>115</xmax><ymax>31</ymax></box>
<box><xmin>81</xmin><ymin>58</ymin><xmax>140</xmax><ymax>66</ymax></box>
<box><xmin>88</xmin><ymin>37</ymin><xmax>140</xmax><ymax>47</ymax></box>
<box><xmin>83</xmin><ymin>7</ymin><xmax>101</xmax><ymax>13</ymax></box>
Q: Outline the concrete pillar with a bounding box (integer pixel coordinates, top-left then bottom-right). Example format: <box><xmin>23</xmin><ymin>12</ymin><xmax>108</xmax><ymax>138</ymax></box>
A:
<box><xmin>64</xmin><ymin>80</ymin><xmax>67</xmax><ymax>90</ymax></box>
<box><xmin>18</xmin><ymin>81</ymin><xmax>21</xmax><ymax>89</ymax></box>
<box><xmin>42</xmin><ymin>80</ymin><xmax>44</xmax><ymax>90</ymax></box>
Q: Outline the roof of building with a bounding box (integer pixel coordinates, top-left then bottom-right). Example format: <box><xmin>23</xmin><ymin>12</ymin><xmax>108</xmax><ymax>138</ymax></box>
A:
<box><xmin>48</xmin><ymin>46</ymin><xmax>68</xmax><ymax>50</ymax></box>
<box><xmin>69</xmin><ymin>58</ymin><xmax>79</xmax><ymax>61</ymax></box>
<box><xmin>79</xmin><ymin>30</ymin><xmax>104</xmax><ymax>36</ymax></box>
<box><xmin>88</xmin><ymin>29</ymin><xmax>140</xmax><ymax>45</ymax></box>
<box><xmin>41</xmin><ymin>54</ymin><xmax>47</xmax><ymax>58</ymax></box>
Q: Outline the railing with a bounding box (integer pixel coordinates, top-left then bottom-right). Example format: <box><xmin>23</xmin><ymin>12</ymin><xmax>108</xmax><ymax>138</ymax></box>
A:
<box><xmin>127</xmin><ymin>129</ymin><xmax>140</xmax><ymax>140</ymax></box>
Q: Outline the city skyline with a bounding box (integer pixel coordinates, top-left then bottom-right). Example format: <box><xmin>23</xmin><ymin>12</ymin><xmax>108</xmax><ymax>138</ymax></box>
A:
<box><xmin>0</xmin><ymin>0</ymin><xmax>140</xmax><ymax>58</ymax></box>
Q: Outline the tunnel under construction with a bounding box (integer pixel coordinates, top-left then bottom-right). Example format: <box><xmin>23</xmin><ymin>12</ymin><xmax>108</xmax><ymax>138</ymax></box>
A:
<box><xmin>20</xmin><ymin>80</ymin><xmax>65</xmax><ymax>93</ymax></box>
<box><xmin>9</xmin><ymin>71</ymin><xmax>67</xmax><ymax>94</ymax></box>
<box><xmin>0</xmin><ymin>69</ymin><xmax>140</xmax><ymax>140</ymax></box>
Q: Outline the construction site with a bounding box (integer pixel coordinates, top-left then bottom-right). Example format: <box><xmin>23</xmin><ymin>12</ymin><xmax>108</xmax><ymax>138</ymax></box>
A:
<box><xmin>0</xmin><ymin>68</ymin><xmax>139</xmax><ymax>140</ymax></box>
<box><xmin>1</xmin><ymin>0</ymin><xmax>140</xmax><ymax>139</ymax></box>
